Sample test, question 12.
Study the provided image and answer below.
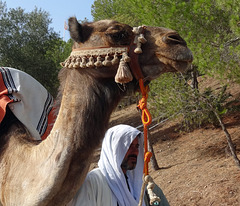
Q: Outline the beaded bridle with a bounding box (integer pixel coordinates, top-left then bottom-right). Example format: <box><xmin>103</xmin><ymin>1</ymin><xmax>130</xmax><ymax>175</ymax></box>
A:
<box><xmin>61</xmin><ymin>26</ymin><xmax>147</xmax><ymax>84</ymax></box>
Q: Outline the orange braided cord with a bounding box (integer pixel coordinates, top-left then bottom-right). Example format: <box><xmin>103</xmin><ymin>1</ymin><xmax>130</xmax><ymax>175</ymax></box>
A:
<box><xmin>138</xmin><ymin>79</ymin><xmax>147</xmax><ymax>95</ymax></box>
<box><xmin>138</xmin><ymin>97</ymin><xmax>152</xmax><ymax>126</ymax></box>
<box><xmin>138</xmin><ymin>78</ymin><xmax>153</xmax><ymax>175</ymax></box>
<box><xmin>143</xmin><ymin>125</ymin><xmax>149</xmax><ymax>156</ymax></box>
<box><xmin>137</xmin><ymin>79</ymin><xmax>152</xmax><ymax>126</ymax></box>
<box><xmin>144</xmin><ymin>151</ymin><xmax>152</xmax><ymax>175</ymax></box>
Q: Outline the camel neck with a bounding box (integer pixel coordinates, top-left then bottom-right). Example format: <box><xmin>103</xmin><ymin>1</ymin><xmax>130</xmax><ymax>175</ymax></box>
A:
<box><xmin>32</xmin><ymin>69</ymin><xmax>124</xmax><ymax>205</ymax></box>
<box><xmin>48</xmin><ymin>69</ymin><xmax>122</xmax><ymax>150</ymax></box>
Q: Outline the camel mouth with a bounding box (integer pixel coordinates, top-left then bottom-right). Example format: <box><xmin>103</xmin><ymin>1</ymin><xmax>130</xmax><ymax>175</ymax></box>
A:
<box><xmin>141</xmin><ymin>52</ymin><xmax>193</xmax><ymax>82</ymax></box>
<box><xmin>156</xmin><ymin>52</ymin><xmax>193</xmax><ymax>72</ymax></box>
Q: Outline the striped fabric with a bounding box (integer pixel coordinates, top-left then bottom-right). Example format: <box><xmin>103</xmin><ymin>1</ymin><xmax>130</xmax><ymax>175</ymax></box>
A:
<box><xmin>0</xmin><ymin>67</ymin><xmax>55</xmax><ymax>141</ymax></box>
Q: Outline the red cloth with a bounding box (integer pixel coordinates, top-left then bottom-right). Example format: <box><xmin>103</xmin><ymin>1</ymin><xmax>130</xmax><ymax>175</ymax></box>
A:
<box><xmin>0</xmin><ymin>67</ymin><xmax>55</xmax><ymax>140</ymax></box>
<box><xmin>0</xmin><ymin>71</ymin><xmax>14</xmax><ymax>122</ymax></box>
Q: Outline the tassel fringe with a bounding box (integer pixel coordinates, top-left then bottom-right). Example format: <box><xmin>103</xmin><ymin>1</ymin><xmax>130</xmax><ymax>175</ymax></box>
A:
<box><xmin>115</xmin><ymin>59</ymin><xmax>133</xmax><ymax>84</ymax></box>
<box><xmin>60</xmin><ymin>26</ymin><xmax>147</xmax><ymax>84</ymax></box>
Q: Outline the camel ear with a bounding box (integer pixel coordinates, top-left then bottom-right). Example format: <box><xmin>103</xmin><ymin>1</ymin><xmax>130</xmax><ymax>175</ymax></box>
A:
<box><xmin>68</xmin><ymin>17</ymin><xmax>84</xmax><ymax>43</ymax></box>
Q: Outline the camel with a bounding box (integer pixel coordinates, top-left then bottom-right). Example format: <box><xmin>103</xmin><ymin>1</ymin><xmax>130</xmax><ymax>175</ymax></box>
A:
<box><xmin>0</xmin><ymin>17</ymin><xmax>193</xmax><ymax>206</ymax></box>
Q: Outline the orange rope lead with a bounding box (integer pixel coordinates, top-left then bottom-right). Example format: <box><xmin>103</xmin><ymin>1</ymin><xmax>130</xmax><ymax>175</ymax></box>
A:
<box><xmin>137</xmin><ymin>79</ymin><xmax>152</xmax><ymax>175</ymax></box>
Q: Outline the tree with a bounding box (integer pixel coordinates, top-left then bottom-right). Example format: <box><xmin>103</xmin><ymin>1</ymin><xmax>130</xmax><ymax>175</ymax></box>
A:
<box><xmin>91</xmin><ymin>0</ymin><xmax>141</xmax><ymax>25</ymax></box>
<box><xmin>92</xmin><ymin>0</ymin><xmax>240</xmax><ymax>168</ymax></box>
<box><xmin>0</xmin><ymin>1</ymin><xmax>71</xmax><ymax>96</ymax></box>
<box><xmin>92</xmin><ymin>0</ymin><xmax>240</xmax><ymax>126</ymax></box>
<box><xmin>92</xmin><ymin>0</ymin><xmax>240</xmax><ymax>82</ymax></box>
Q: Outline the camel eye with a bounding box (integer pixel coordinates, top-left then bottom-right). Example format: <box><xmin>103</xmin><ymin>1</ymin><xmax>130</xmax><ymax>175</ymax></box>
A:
<box><xmin>105</xmin><ymin>25</ymin><xmax>132</xmax><ymax>45</ymax></box>
<box><xmin>111</xmin><ymin>31</ymin><xmax>128</xmax><ymax>41</ymax></box>
<box><xmin>107</xmin><ymin>31</ymin><xmax>130</xmax><ymax>45</ymax></box>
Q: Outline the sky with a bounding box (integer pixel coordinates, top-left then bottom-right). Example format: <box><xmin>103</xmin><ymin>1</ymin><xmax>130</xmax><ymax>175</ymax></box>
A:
<box><xmin>5</xmin><ymin>0</ymin><xmax>95</xmax><ymax>41</ymax></box>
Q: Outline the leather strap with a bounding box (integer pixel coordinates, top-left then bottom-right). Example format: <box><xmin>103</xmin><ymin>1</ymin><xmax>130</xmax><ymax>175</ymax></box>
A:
<box><xmin>72</xmin><ymin>45</ymin><xmax>129</xmax><ymax>52</ymax></box>
<box><xmin>128</xmin><ymin>43</ymin><xmax>144</xmax><ymax>80</ymax></box>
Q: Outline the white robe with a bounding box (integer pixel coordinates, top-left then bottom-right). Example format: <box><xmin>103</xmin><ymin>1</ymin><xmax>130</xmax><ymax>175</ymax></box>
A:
<box><xmin>68</xmin><ymin>168</ymin><xmax>117</xmax><ymax>206</ymax></box>
<box><xmin>68</xmin><ymin>168</ymin><xmax>170</xmax><ymax>206</ymax></box>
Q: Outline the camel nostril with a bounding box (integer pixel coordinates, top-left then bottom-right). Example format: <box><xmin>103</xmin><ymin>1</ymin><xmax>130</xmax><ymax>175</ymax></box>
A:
<box><xmin>168</xmin><ymin>34</ymin><xmax>182</xmax><ymax>42</ymax></box>
<box><xmin>163</xmin><ymin>33</ymin><xmax>187</xmax><ymax>45</ymax></box>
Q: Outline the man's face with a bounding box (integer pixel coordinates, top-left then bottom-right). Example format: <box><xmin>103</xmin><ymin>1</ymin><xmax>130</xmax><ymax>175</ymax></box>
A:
<box><xmin>121</xmin><ymin>137</ymin><xmax>140</xmax><ymax>173</ymax></box>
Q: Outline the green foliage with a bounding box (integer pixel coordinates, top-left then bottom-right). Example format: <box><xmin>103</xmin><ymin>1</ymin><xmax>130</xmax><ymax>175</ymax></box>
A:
<box><xmin>148</xmin><ymin>73</ymin><xmax>191</xmax><ymax>120</ymax></box>
<box><xmin>0</xmin><ymin>1</ymin><xmax>71</xmax><ymax>96</ymax></box>
<box><xmin>92</xmin><ymin>0</ymin><xmax>240</xmax><ymax>81</ymax></box>
<box><xmin>92</xmin><ymin>0</ymin><xmax>240</xmax><ymax>129</ymax></box>
<box><xmin>92</xmin><ymin>0</ymin><xmax>141</xmax><ymax>25</ymax></box>
<box><xmin>149</xmin><ymin>73</ymin><xmax>231</xmax><ymax>130</ymax></box>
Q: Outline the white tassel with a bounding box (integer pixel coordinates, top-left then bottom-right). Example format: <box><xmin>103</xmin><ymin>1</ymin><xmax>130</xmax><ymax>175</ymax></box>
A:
<box><xmin>80</xmin><ymin>56</ymin><xmax>87</xmax><ymax>68</ymax></box>
<box><xmin>102</xmin><ymin>55</ymin><xmax>112</xmax><ymax>66</ymax></box>
<box><xmin>86</xmin><ymin>56</ymin><xmax>95</xmax><ymax>67</ymax></box>
<box><xmin>73</xmin><ymin>57</ymin><xmax>81</xmax><ymax>68</ymax></box>
<box><xmin>122</xmin><ymin>52</ymin><xmax>131</xmax><ymax>62</ymax></box>
<box><xmin>68</xmin><ymin>56</ymin><xmax>75</xmax><ymax>69</ymax></box>
<box><xmin>138</xmin><ymin>34</ymin><xmax>147</xmax><ymax>44</ymax></box>
<box><xmin>134</xmin><ymin>42</ymin><xmax>143</xmax><ymax>54</ymax></box>
<box><xmin>69</xmin><ymin>62</ymin><xmax>74</xmax><ymax>69</ymax></box>
<box><xmin>65</xmin><ymin>58</ymin><xmax>71</xmax><ymax>68</ymax></box>
<box><xmin>60</xmin><ymin>60</ymin><xmax>66</xmax><ymax>67</ymax></box>
<box><xmin>145</xmin><ymin>175</ymin><xmax>161</xmax><ymax>205</ymax></box>
<box><xmin>115</xmin><ymin>59</ymin><xmax>133</xmax><ymax>83</ymax></box>
<box><xmin>111</xmin><ymin>53</ymin><xmax>119</xmax><ymax>65</ymax></box>
<box><xmin>94</xmin><ymin>56</ymin><xmax>103</xmax><ymax>67</ymax></box>
<box><xmin>132</xmin><ymin>26</ymin><xmax>147</xmax><ymax>54</ymax></box>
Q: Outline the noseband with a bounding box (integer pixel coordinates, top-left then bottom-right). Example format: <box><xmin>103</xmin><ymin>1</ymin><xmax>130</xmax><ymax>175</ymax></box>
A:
<box><xmin>61</xmin><ymin>26</ymin><xmax>146</xmax><ymax>84</ymax></box>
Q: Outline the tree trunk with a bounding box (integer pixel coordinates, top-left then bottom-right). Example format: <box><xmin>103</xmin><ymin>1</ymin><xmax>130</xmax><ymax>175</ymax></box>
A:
<box><xmin>147</xmin><ymin>128</ymin><xmax>160</xmax><ymax>170</ymax></box>
<box><xmin>213</xmin><ymin>110</ymin><xmax>240</xmax><ymax>169</ymax></box>
<box><xmin>190</xmin><ymin>65</ymin><xmax>199</xmax><ymax>90</ymax></box>
<box><xmin>188</xmin><ymin>69</ymin><xmax>240</xmax><ymax>169</ymax></box>
<box><xmin>137</xmin><ymin>109</ymin><xmax>160</xmax><ymax>171</ymax></box>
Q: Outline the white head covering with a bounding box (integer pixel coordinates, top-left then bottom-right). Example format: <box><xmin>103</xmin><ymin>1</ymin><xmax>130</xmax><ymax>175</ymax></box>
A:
<box><xmin>98</xmin><ymin>124</ymin><xmax>145</xmax><ymax>206</ymax></box>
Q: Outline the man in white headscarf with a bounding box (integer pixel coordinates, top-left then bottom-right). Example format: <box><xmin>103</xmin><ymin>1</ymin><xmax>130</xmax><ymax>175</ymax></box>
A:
<box><xmin>68</xmin><ymin>124</ymin><xmax>169</xmax><ymax>206</ymax></box>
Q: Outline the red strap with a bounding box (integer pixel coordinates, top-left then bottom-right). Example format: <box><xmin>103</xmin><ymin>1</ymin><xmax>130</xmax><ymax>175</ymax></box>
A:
<box><xmin>41</xmin><ymin>107</ymin><xmax>56</xmax><ymax>140</ymax></box>
<box><xmin>0</xmin><ymin>95</ymin><xmax>14</xmax><ymax>123</ymax></box>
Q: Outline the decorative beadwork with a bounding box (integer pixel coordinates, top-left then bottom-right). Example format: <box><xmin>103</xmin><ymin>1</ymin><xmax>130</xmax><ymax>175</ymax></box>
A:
<box><xmin>60</xmin><ymin>47</ymin><xmax>129</xmax><ymax>69</ymax></box>
<box><xmin>60</xmin><ymin>26</ymin><xmax>147</xmax><ymax>83</ymax></box>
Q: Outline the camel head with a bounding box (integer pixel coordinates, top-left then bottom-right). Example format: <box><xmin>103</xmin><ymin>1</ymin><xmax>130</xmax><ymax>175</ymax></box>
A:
<box><xmin>62</xmin><ymin>17</ymin><xmax>193</xmax><ymax>85</ymax></box>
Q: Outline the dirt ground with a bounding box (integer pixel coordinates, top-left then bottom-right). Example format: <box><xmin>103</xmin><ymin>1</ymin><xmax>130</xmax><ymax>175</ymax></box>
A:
<box><xmin>92</xmin><ymin>77</ymin><xmax>240</xmax><ymax>206</ymax></box>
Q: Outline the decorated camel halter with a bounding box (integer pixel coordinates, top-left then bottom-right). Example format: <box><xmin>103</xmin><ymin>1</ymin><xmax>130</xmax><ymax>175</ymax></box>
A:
<box><xmin>61</xmin><ymin>26</ymin><xmax>147</xmax><ymax>84</ymax></box>
<box><xmin>61</xmin><ymin>25</ymin><xmax>160</xmax><ymax>205</ymax></box>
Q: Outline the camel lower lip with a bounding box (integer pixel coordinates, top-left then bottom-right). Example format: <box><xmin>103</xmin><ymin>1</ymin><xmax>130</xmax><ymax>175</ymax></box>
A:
<box><xmin>157</xmin><ymin>53</ymin><xmax>193</xmax><ymax>64</ymax></box>
<box><xmin>173</xmin><ymin>61</ymin><xmax>192</xmax><ymax>72</ymax></box>
<box><xmin>156</xmin><ymin>54</ymin><xmax>192</xmax><ymax>72</ymax></box>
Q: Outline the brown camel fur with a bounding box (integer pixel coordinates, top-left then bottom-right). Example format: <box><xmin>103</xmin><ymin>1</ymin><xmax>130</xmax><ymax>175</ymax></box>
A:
<box><xmin>0</xmin><ymin>17</ymin><xmax>193</xmax><ymax>206</ymax></box>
